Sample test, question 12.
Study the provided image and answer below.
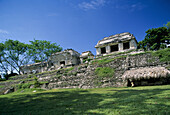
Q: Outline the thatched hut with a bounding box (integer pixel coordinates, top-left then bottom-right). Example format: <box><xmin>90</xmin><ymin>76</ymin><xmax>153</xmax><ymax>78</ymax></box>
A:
<box><xmin>122</xmin><ymin>67</ymin><xmax>170</xmax><ymax>86</ymax></box>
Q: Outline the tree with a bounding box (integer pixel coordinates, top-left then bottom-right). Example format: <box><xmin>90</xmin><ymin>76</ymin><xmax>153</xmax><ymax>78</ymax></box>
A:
<box><xmin>2</xmin><ymin>39</ymin><xmax>30</xmax><ymax>74</ymax></box>
<box><xmin>138</xmin><ymin>27</ymin><xmax>169</xmax><ymax>50</ymax></box>
<box><xmin>165</xmin><ymin>21</ymin><xmax>170</xmax><ymax>32</ymax></box>
<box><xmin>28</xmin><ymin>39</ymin><xmax>62</xmax><ymax>63</ymax></box>
<box><xmin>165</xmin><ymin>22</ymin><xmax>170</xmax><ymax>45</ymax></box>
<box><xmin>0</xmin><ymin>39</ymin><xmax>62</xmax><ymax>79</ymax></box>
<box><xmin>0</xmin><ymin>43</ymin><xmax>9</xmax><ymax>75</ymax></box>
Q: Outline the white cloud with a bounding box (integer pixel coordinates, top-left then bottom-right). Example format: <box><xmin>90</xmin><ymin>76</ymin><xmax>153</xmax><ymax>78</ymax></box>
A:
<box><xmin>0</xmin><ymin>29</ymin><xmax>9</xmax><ymax>34</ymax></box>
<box><xmin>78</xmin><ymin>0</ymin><xmax>106</xmax><ymax>10</ymax></box>
<box><xmin>114</xmin><ymin>2</ymin><xmax>146</xmax><ymax>12</ymax></box>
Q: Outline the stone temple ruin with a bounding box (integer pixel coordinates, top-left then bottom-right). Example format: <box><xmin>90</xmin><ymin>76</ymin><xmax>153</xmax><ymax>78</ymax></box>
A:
<box><xmin>21</xmin><ymin>49</ymin><xmax>81</xmax><ymax>74</ymax></box>
<box><xmin>80</xmin><ymin>51</ymin><xmax>94</xmax><ymax>63</ymax></box>
<box><xmin>95</xmin><ymin>32</ymin><xmax>137</xmax><ymax>56</ymax></box>
<box><xmin>21</xmin><ymin>32</ymin><xmax>138</xmax><ymax>74</ymax></box>
<box><xmin>0</xmin><ymin>32</ymin><xmax>169</xmax><ymax>94</ymax></box>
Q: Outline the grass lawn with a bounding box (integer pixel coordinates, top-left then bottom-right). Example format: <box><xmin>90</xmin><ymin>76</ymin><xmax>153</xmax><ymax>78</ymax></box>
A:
<box><xmin>0</xmin><ymin>85</ymin><xmax>170</xmax><ymax>115</ymax></box>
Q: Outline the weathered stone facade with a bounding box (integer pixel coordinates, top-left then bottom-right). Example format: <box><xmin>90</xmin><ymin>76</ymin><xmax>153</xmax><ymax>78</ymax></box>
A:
<box><xmin>48</xmin><ymin>49</ymin><xmax>80</xmax><ymax>69</ymax></box>
<box><xmin>0</xmin><ymin>51</ymin><xmax>170</xmax><ymax>94</ymax></box>
<box><xmin>37</xmin><ymin>52</ymin><xmax>169</xmax><ymax>89</ymax></box>
<box><xmin>1</xmin><ymin>32</ymin><xmax>170</xmax><ymax>95</ymax></box>
<box><xmin>21</xmin><ymin>32</ymin><xmax>138</xmax><ymax>74</ymax></box>
<box><xmin>95</xmin><ymin>32</ymin><xmax>137</xmax><ymax>56</ymax></box>
<box><xmin>21</xmin><ymin>49</ymin><xmax>81</xmax><ymax>74</ymax></box>
<box><xmin>80</xmin><ymin>51</ymin><xmax>94</xmax><ymax>63</ymax></box>
<box><xmin>21</xmin><ymin>62</ymin><xmax>48</xmax><ymax>74</ymax></box>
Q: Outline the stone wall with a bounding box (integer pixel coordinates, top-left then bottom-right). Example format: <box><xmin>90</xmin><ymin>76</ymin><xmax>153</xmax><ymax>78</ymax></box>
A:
<box><xmin>37</xmin><ymin>52</ymin><xmax>169</xmax><ymax>89</ymax></box>
<box><xmin>21</xmin><ymin>49</ymin><xmax>81</xmax><ymax>75</ymax></box>
<box><xmin>0</xmin><ymin>52</ymin><xmax>169</xmax><ymax>94</ymax></box>
<box><xmin>95</xmin><ymin>32</ymin><xmax>138</xmax><ymax>56</ymax></box>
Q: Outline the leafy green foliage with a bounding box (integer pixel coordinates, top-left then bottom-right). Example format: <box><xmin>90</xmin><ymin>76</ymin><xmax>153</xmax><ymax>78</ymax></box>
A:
<box><xmin>152</xmin><ymin>48</ymin><xmax>170</xmax><ymax>62</ymax></box>
<box><xmin>33</xmin><ymin>76</ymin><xmax>40</xmax><ymax>88</ymax></box>
<box><xmin>3</xmin><ymin>39</ymin><xmax>29</xmax><ymax>74</ymax></box>
<box><xmin>166</xmin><ymin>21</ymin><xmax>170</xmax><ymax>32</ymax></box>
<box><xmin>0</xmin><ymin>78</ymin><xmax>6</xmax><ymax>82</ymax></box>
<box><xmin>138</xmin><ymin>22</ymin><xmax>170</xmax><ymax>51</ymax></box>
<box><xmin>16</xmin><ymin>82</ymin><xmax>33</xmax><ymax>89</ymax></box>
<box><xmin>83</xmin><ymin>58</ymin><xmax>92</xmax><ymax>63</ymax></box>
<box><xmin>0</xmin><ymin>39</ymin><xmax>62</xmax><ymax>77</ymax></box>
<box><xmin>0</xmin><ymin>85</ymin><xmax>5</xmax><ymax>88</ymax></box>
<box><xmin>95</xmin><ymin>67</ymin><xmax>115</xmax><ymax>78</ymax></box>
<box><xmin>28</xmin><ymin>39</ymin><xmax>62</xmax><ymax>62</ymax></box>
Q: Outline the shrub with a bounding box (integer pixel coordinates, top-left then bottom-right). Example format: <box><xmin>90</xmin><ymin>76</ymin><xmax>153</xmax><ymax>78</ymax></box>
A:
<box><xmin>152</xmin><ymin>48</ymin><xmax>170</xmax><ymax>62</ymax></box>
<box><xmin>28</xmin><ymin>75</ymin><xmax>32</xmax><ymax>78</ymax></box>
<box><xmin>0</xmin><ymin>85</ymin><xmax>5</xmax><ymax>88</ymax></box>
<box><xmin>63</xmin><ymin>73</ymin><xmax>67</xmax><ymax>76</ymax></box>
<box><xmin>16</xmin><ymin>82</ymin><xmax>34</xmax><ymax>89</ymax></box>
<box><xmin>22</xmin><ymin>83</ymin><xmax>33</xmax><ymax>89</ymax></box>
<box><xmin>0</xmin><ymin>78</ymin><xmax>6</xmax><ymax>81</ymax></box>
<box><xmin>55</xmin><ymin>74</ymin><xmax>62</xmax><ymax>78</ymax></box>
<box><xmin>95</xmin><ymin>67</ymin><xmax>115</xmax><ymax>78</ymax></box>
<box><xmin>83</xmin><ymin>58</ymin><xmax>92</xmax><ymax>63</ymax></box>
<box><xmin>33</xmin><ymin>76</ymin><xmax>40</xmax><ymax>88</ymax></box>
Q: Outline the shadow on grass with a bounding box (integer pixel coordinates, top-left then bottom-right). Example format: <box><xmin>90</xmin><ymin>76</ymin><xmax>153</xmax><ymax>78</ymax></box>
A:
<box><xmin>0</xmin><ymin>86</ymin><xmax>170</xmax><ymax>115</ymax></box>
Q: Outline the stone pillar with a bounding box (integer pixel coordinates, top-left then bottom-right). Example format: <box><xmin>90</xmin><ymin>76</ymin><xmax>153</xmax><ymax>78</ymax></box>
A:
<box><xmin>80</xmin><ymin>58</ymin><xmax>83</xmax><ymax>64</ymax></box>
<box><xmin>96</xmin><ymin>48</ymin><xmax>101</xmax><ymax>55</ymax></box>
<box><xmin>130</xmin><ymin>39</ymin><xmax>137</xmax><ymax>49</ymax></box>
<box><xmin>118</xmin><ymin>43</ymin><xmax>123</xmax><ymax>51</ymax></box>
<box><xmin>106</xmin><ymin>46</ymin><xmax>111</xmax><ymax>53</ymax></box>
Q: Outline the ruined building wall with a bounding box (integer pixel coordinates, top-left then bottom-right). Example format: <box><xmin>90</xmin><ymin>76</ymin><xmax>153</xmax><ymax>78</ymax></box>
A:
<box><xmin>0</xmin><ymin>52</ymin><xmax>169</xmax><ymax>95</ymax></box>
<box><xmin>95</xmin><ymin>32</ymin><xmax>138</xmax><ymax>56</ymax></box>
<box><xmin>37</xmin><ymin>53</ymin><xmax>169</xmax><ymax>89</ymax></box>
<box><xmin>21</xmin><ymin>49</ymin><xmax>81</xmax><ymax>74</ymax></box>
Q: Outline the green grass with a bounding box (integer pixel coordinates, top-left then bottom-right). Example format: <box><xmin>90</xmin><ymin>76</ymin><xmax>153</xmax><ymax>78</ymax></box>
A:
<box><xmin>0</xmin><ymin>85</ymin><xmax>170</xmax><ymax>115</ymax></box>
<box><xmin>92</xmin><ymin>55</ymin><xmax>127</xmax><ymax>65</ymax></box>
<box><xmin>95</xmin><ymin>67</ymin><xmax>115</xmax><ymax>78</ymax></box>
<box><xmin>0</xmin><ymin>85</ymin><xmax>5</xmax><ymax>88</ymax></box>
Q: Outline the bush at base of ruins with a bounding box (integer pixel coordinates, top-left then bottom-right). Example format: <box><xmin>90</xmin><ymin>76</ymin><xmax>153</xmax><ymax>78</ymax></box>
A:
<box><xmin>83</xmin><ymin>58</ymin><xmax>93</xmax><ymax>63</ymax></box>
<box><xmin>95</xmin><ymin>67</ymin><xmax>115</xmax><ymax>78</ymax></box>
<box><xmin>16</xmin><ymin>82</ymin><xmax>34</xmax><ymax>89</ymax></box>
<box><xmin>0</xmin><ymin>78</ymin><xmax>6</xmax><ymax>82</ymax></box>
<box><xmin>33</xmin><ymin>76</ymin><xmax>41</xmax><ymax>88</ymax></box>
<box><xmin>0</xmin><ymin>85</ymin><xmax>5</xmax><ymax>88</ymax></box>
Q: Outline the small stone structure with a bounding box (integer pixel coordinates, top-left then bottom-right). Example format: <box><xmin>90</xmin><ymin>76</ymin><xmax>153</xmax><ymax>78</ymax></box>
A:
<box><xmin>48</xmin><ymin>49</ymin><xmax>80</xmax><ymax>69</ymax></box>
<box><xmin>21</xmin><ymin>49</ymin><xmax>81</xmax><ymax>74</ymax></box>
<box><xmin>21</xmin><ymin>62</ymin><xmax>48</xmax><ymax>74</ymax></box>
<box><xmin>80</xmin><ymin>51</ymin><xmax>94</xmax><ymax>63</ymax></box>
<box><xmin>95</xmin><ymin>32</ymin><xmax>137</xmax><ymax>56</ymax></box>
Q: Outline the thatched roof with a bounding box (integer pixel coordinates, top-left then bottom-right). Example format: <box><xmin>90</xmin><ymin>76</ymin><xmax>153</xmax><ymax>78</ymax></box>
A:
<box><xmin>122</xmin><ymin>67</ymin><xmax>170</xmax><ymax>80</ymax></box>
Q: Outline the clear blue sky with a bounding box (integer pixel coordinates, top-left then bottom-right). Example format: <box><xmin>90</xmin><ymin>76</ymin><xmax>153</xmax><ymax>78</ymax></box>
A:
<box><xmin>0</xmin><ymin>0</ymin><xmax>170</xmax><ymax>55</ymax></box>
